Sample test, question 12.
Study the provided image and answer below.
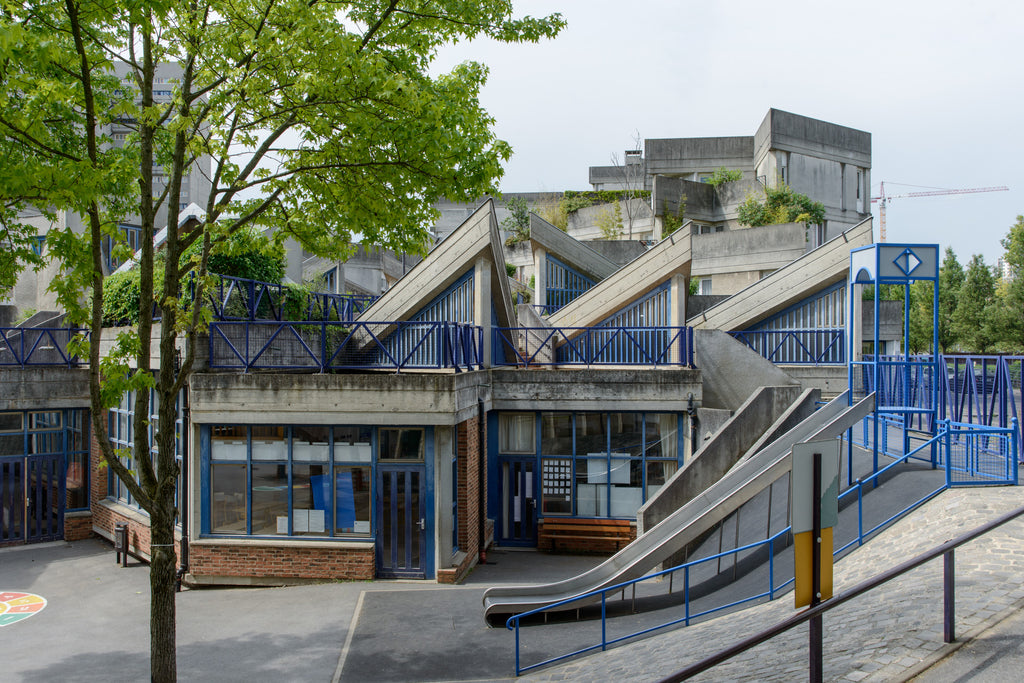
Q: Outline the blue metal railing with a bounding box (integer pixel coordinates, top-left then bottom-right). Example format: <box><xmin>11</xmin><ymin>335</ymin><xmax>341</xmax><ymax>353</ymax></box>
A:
<box><xmin>505</xmin><ymin>421</ymin><xmax>1018</xmax><ymax>676</ymax></box>
<box><xmin>209</xmin><ymin>320</ymin><xmax>483</xmax><ymax>372</ymax></box>
<box><xmin>728</xmin><ymin>328</ymin><xmax>845</xmax><ymax>365</ymax></box>
<box><xmin>0</xmin><ymin>327</ymin><xmax>84</xmax><ymax>367</ymax></box>
<box><xmin>204</xmin><ymin>274</ymin><xmax>376</xmax><ymax>322</ymax></box>
<box><xmin>494</xmin><ymin>326</ymin><xmax>694</xmax><ymax>368</ymax></box>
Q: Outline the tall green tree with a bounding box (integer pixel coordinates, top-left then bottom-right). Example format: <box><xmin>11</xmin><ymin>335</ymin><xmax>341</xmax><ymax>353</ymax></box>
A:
<box><xmin>952</xmin><ymin>254</ymin><xmax>997</xmax><ymax>352</ymax></box>
<box><xmin>937</xmin><ymin>247</ymin><xmax>964</xmax><ymax>352</ymax></box>
<box><xmin>0</xmin><ymin>2</ymin><xmax>562</xmax><ymax>680</ymax></box>
<box><xmin>989</xmin><ymin>215</ymin><xmax>1024</xmax><ymax>351</ymax></box>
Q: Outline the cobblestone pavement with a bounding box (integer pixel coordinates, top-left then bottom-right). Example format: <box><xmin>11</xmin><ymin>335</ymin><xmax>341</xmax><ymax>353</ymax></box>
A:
<box><xmin>521</xmin><ymin>486</ymin><xmax>1024</xmax><ymax>683</ymax></box>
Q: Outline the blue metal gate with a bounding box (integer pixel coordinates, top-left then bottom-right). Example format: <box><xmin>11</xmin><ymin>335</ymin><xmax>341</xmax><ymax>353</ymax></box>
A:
<box><xmin>944</xmin><ymin>421</ymin><xmax>1019</xmax><ymax>487</ymax></box>
<box><xmin>0</xmin><ymin>454</ymin><xmax>65</xmax><ymax>544</ymax></box>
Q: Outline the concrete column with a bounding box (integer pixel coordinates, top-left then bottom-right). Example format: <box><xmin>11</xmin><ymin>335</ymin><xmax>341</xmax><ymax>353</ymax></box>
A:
<box><xmin>669</xmin><ymin>273</ymin><xmax>688</xmax><ymax>364</ymax></box>
<box><xmin>533</xmin><ymin>247</ymin><xmax>546</xmax><ymax>310</ymax></box>
<box><xmin>474</xmin><ymin>257</ymin><xmax>492</xmax><ymax>368</ymax></box>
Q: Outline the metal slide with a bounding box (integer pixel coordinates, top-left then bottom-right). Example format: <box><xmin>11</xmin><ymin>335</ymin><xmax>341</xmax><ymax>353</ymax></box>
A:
<box><xmin>482</xmin><ymin>391</ymin><xmax>875</xmax><ymax>621</ymax></box>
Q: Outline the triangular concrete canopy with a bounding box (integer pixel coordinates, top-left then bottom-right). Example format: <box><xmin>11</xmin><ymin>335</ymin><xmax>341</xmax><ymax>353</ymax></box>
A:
<box><xmin>358</xmin><ymin>199</ymin><xmax>515</xmax><ymax>329</ymax></box>
<box><xmin>528</xmin><ymin>214</ymin><xmax>618</xmax><ymax>282</ymax></box>
<box><xmin>689</xmin><ymin>217</ymin><xmax>873</xmax><ymax>330</ymax></box>
<box><xmin>547</xmin><ymin>229</ymin><xmax>692</xmax><ymax>328</ymax></box>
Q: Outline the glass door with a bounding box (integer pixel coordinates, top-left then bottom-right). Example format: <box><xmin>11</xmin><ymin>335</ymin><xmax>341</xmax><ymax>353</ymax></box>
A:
<box><xmin>499</xmin><ymin>458</ymin><xmax>537</xmax><ymax>546</ymax></box>
<box><xmin>376</xmin><ymin>465</ymin><xmax>426</xmax><ymax>578</ymax></box>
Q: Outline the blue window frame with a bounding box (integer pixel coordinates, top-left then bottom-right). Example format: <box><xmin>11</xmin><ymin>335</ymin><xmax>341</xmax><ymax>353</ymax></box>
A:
<box><xmin>500</xmin><ymin>411</ymin><xmax>682</xmax><ymax>520</ymax></box>
<box><xmin>107</xmin><ymin>388</ymin><xmax>183</xmax><ymax>515</ymax></box>
<box><xmin>545</xmin><ymin>255</ymin><xmax>595</xmax><ymax>312</ymax></box>
<box><xmin>0</xmin><ymin>409</ymin><xmax>90</xmax><ymax>511</ymax></box>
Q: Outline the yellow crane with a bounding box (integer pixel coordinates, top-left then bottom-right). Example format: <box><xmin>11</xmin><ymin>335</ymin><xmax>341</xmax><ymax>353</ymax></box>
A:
<box><xmin>871</xmin><ymin>182</ymin><xmax>1009</xmax><ymax>242</ymax></box>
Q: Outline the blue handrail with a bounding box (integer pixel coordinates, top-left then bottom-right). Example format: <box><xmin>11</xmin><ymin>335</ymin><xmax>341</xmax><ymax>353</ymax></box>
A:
<box><xmin>494</xmin><ymin>326</ymin><xmax>694</xmax><ymax>368</ymax></box>
<box><xmin>728</xmin><ymin>328</ymin><xmax>845</xmax><ymax>365</ymax></box>
<box><xmin>0</xmin><ymin>327</ymin><xmax>85</xmax><ymax>367</ymax></box>
<box><xmin>209</xmin><ymin>320</ymin><xmax>483</xmax><ymax>372</ymax></box>
<box><xmin>505</xmin><ymin>421</ymin><xmax>1018</xmax><ymax>676</ymax></box>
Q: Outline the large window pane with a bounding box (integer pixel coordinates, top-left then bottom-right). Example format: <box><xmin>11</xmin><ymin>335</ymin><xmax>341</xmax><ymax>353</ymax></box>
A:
<box><xmin>646</xmin><ymin>460</ymin><xmax>678</xmax><ymax>499</ymax></box>
<box><xmin>334</xmin><ymin>426</ymin><xmax>371</xmax><ymax>462</ymax></box>
<box><xmin>575</xmin><ymin>413</ymin><xmax>607</xmax><ymax>457</ymax></box>
<box><xmin>251</xmin><ymin>462</ymin><xmax>288</xmax><ymax>534</ymax></box>
<box><xmin>293</xmin><ymin>426</ymin><xmax>329</xmax><ymax>462</ymax></box>
<box><xmin>251</xmin><ymin>426</ymin><xmax>286</xmax><ymax>461</ymax></box>
<box><xmin>499</xmin><ymin>413</ymin><xmax>534</xmax><ymax>454</ymax></box>
<box><xmin>334</xmin><ymin>466</ymin><xmax>371</xmax><ymax>535</ymax></box>
<box><xmin>292</xmin><ymin>464</ymin><xmax>329</xmax><ymax>536</ymax></box>
<box><xmin>66</xmin><ymin>451</ymin><xmax>88</xmax><ymax>509</ymax></box>
<box><xmin>379</xmin><ymin>428</ymin><xmax>424</xmax><ymax>460</ymax></box>
<box><xmin>540</xmin><ymin>413</ymin><xmax>571</xmax><ymax>456</ymax></box>
<box><xmin>541</xmin><ymin>457</ymin><xmax>572</xmax><ymax>514</ymax></box>
<box><xmin>211</xmin><ymin>425</ymin><xmax>247</xmax><ymax>461</ymax></box>
<box><xmin>646</xmin><ymin>413</ymin><xmax>678</xmax><ymax>462</ymax></box>
<box><xmin>211</xmin><ymin>463</ymin><xmax>247</xmax><ymax>534</ymax></box>
<box><xmin>0</xmin><ymin>412</ymin><xmax>22</xmax><ymax>432</ymax></box>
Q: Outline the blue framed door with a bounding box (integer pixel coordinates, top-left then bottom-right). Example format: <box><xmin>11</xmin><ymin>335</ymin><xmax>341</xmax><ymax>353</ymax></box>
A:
<box><xmin>376</xmin><ymin>464</ymin><xmax>427</xmax><ymax>578</ymax></box>
<box><xmin>499</xmin><ymin>458</ymin><xmax>537</xmax><ymax>547</ymax></box>
<box><xmin>1</xmin><ymin>454</ymin><xmax>64</xmax><ymax>545</ymax></box>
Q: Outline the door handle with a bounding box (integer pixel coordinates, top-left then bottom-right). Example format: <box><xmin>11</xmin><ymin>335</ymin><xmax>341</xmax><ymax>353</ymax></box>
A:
<box><xmin>417</xmin><ymin>518</ymin><xmax>425</xmax><ymax>531</ymax></box>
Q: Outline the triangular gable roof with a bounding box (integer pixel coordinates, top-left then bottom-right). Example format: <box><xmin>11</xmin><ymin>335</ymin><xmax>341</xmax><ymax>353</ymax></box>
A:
<box><xmin>689</xmin><ymin>217</ymin><xmax>873</xmax><ymax>330</ymax></box>
<box><xmin>547</xmin><ymin>229</ymin><xmax>692</xmax><ymax>328</ymax></box>
<box><xmin>529</xmin><ymin>214</ymin><xmax>619</xmax><ymax>282</ymax></box>
<box><xmin>112</xmin><ymin>203</ymin><xmax>205</xmax><ymax>275</ymax></box>
<box><xmin>358</xmin><ymin>199</ymin><xmax>515</xmax><ymax>328</ymax></box>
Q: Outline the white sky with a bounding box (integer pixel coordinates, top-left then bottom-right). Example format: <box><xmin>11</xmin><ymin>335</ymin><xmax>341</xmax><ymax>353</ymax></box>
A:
<box><xmin>434</xmin><ymin>0</ymin><xmax>1023</xmax><ymax>265</ymax></box>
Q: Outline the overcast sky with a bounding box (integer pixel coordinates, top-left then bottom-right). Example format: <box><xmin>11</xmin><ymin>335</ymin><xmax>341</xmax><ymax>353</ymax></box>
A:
<box><xmin>434</xmin><ymin>0</ymin><xmax>1023</xmax><ymax>266</ymax></box>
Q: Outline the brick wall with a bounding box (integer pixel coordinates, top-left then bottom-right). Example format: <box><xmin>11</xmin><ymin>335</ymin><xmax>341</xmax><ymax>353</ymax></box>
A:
<box><xmin>453</xmin><ymin>413</ymin><xmax>488</xmax><ymax>580</ymax></box>
<box><xmin>64</xmin><ymin>513</ymin><xmax>93</xmax><ymax>541</ymax></box>
<box><xmin>188</xmin><ymin>543</ymin><xmax>375</xmax><ymax>582</ymax></box>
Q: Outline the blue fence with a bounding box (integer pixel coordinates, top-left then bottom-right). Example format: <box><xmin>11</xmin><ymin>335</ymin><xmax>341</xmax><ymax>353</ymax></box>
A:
<box><xmin>494</xmin><ymin>326</ymin><xmax>694</xmax><ymax>368</ymax></box>
<box><xmin>0</xmin><ymin>328</ymin><xmax>83</xmax><ymax>367</ymax></box>
<box><xmin>209</xmin><ymin>321</ymin><xmax>483</xmax><ymax>372</ymax></box>
<box><xmin>728</xmin><ymin>329</ymin><xmax>845</xmax><ymax>365</ymax></box>
<box><xmin>204</xmin><ymin>274</ymin><xmax>376</xmax><ymax>322</ymax></box>
<box><xmin>504</xmin><ymin>419</ymin><xmax>1018</xmax><ymax>676</ymax></box>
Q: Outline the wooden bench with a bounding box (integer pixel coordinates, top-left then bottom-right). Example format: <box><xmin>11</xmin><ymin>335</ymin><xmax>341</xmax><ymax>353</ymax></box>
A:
<box><xmin>538</xmin><ymin>518</ymin><xmax>635</xmax><ymax>554</ymax></box>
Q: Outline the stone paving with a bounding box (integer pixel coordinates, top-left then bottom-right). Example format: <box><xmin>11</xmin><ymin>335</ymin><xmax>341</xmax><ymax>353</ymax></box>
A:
<box><xmin>521</xmin><ymin>486</ymin><xmax>1024</xmax><ymax>682</ymax></box>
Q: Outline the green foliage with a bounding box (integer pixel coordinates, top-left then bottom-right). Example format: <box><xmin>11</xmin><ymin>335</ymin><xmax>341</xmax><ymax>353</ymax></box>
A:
<box><xmin>952</xmin><ymin>254</ymin><xmax>997</xmax><ymax>353</ymax></box>
<box><xmin>706</xmin><ymin>167</ymin><xmax>743</xmax><ymax>188</ymax></box>
<box><xmin>13</xmin><ymin>307</ymin><xmax>37</xmax><ymax>325</ymax></box>
<box><xmin>501</xmin><ymin>196</ymin><xmax>532</xmax><ymax>245</ymax></box>
<box><xmin>560</xmin><ymin>189</ymin><xmax>650</xmax><ymax>215</ymax></box>
<box><xmin>688</xmin><ymin>278</ymin><xmax>698</xmax><ymax>296</ymax></box>
<box><xmin>736</xmin><ymin>183</ymin><xmax>826</xmax><ymax>227</ymax></box>
<box><xmin>505</xmin><ymin>262</ymin><xmax>517</xmax><ymax>278</ymax></box>
<box><xmin>538</xmin><ymin>202</ymin><xmax>568</xmax><ymax>230</ymax></box>
<box><xmin>662</xmin><ymin>194</ymin><xmax>688</xmax><ymax>236</ymax></box>
<box><xmin>596</xmin><ymin>203</ymin><xmax>623</xmax><ymax>240</ymax></box>
<box><xmin>182</xmin><ymin>227</ymin><xmax>285</xmax><ymax>283</ymax></box>
<box><xmin>937</xmin><ymin>247</ymin><xmax>964</xmax><ymax>352</ymax></box>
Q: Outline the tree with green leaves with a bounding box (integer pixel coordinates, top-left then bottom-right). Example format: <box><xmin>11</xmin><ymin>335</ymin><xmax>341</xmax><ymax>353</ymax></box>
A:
<box><xmin>501</xmin><ymin>195</ymin><xmax>532</xmax><ymax>245</ymax></box>
<box><xmin>937</xmin><ymin>247</ymin><xmax>964</xmax><ymax>352</ymax></box>
<box><xmin>952</xmin><ymin>254</ymin><xmax>997</xmax><ymax>352</ymax></box>
<box><xmin>0</xmin><ymin>2</ymin><xmax>562</xmax><ymax>680</ymax></box>
<box><xmin>706</xmin><ymin>167</ymin><xmax>743</xmax><ymax>188</ymax></box>
<box><xmin>736</xmin><ymin>182</ymin><xmax>825</xmax><ymax>227</ymax></box>
<box><xmin>989</xmin><ymin>215</ymin><xmax>1024</xmax><ymax>351</ymax></box>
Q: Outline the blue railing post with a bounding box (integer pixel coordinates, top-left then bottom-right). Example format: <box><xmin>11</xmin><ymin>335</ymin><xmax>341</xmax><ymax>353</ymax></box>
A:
<box><xmin>857</xmin><ymin>480</ymin><xmax>863</xmax><ymax>546</ymax></box>
<box><xmin>601</xmin><ymin>592</ymin><xmax>607</xmax><ymax>651</ymax></box>
<box><xmin>684</xmin><ymin>565</ymin><xmax>690</xmax><ymax>626</ymax></box>
<box><xmin>1012</xmin><ymin>418</ymin><xmax>1019</xmax><ymax>485</ymax></box>
<box><xmin>320</xmin><ymin>321</ymin><xmax>327</xmax><ymax>372</ymax></box>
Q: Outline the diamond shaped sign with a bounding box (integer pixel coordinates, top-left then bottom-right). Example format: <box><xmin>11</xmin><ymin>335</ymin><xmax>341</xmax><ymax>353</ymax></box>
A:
<box><xmin>893</xmin><ymin>248</ymin><xmax>922</xmax><ymax>276</ymax></box>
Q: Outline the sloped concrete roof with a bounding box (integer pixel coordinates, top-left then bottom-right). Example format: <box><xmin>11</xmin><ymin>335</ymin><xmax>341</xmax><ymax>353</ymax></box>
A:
<box><xmin>689</xmin><ymin>217</ymin><xmax>874</xmax><ymax>331</ymax></box>
<box><xmin>528</xmin><ymin>214</ymin><xmax>619</xmax><ymax>282</ymax></box>
<box><xmin>358</xmin><ymin>199</ymin><xmax>515</xmax><ymax>328</ymax></box>
<box><xmin>547</xmin><ymin>229</ymin><xmax>692</xmax><ymax>328</ymax></box>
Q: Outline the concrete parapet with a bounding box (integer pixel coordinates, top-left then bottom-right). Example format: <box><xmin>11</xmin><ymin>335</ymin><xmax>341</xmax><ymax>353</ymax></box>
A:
<box><xmin>694</xmin><ymin>329</ymin><xmax>798</xmax><ymax>411</ymax></box>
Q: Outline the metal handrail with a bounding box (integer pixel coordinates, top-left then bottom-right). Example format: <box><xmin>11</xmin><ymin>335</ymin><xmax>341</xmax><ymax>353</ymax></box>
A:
<box><xmin>728</xmin><ymin>328</ymin><xmax>845</xmax><ymax>365</ymax></box>
<box><xmin>658</xmin><ymin>502</ymin><xmax>1024</xmax><ymax>682</ymax></box>
<box><xmin>505</xmin><ymin>421</ymin><xmax>1019</xmax><ymax>676</ymax></box>
<box><xmin>0</xmin><ymin>327</ymin><xmax>85</xmax><ymax>367</ymax></box>
<box><xmin>494</xmin><ymin>325</ymin><xmax>694</xmax><ymax>368</ymax></box>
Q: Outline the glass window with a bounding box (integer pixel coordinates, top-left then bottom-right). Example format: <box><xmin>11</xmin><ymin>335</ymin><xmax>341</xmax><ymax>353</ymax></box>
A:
<box><xmin>379</xmin><ymin>428</ymin><xmax>424</xmax><ymax>460</ymax></box>
<box><xmin>29</xmin><ymin>412</ymin><xmax>61</xmax><ymax>430</ymax></box>
<box><xmin>292</xmin><ymin>464</ymin><xmax>330</xmax><ymax>536</ymax></box>
<box><xmin>251</xmin><ymin>426</ymin><xmax>286</xmax><ymax>461</ymax></box>
<box><xmin>293</xmin><ymin>426</ymin><xmax>329</xmax><ymax>462</ymax></box>
<box><xmin>334</xmin><ymin>466</ymin><xmax>371</xmax><ymax>535</ymax></box>
<box><xmin>251</xmin><ymin>463</ymin><xmax>288</xmax><ymax>535</ymax></box>
<box><xmin>540</xmin><ymin>413</ymin><xmax>571</xmax><ymax>456</ymax></box>
<box><xmin>211</xmin><ymin>425</ymin><xmax>247</xmax><ymax>461</ymax></box>
<box><xmin>211</xmin><ymin>463</ymin><xmax>247</xmax><ymax>534</ymax></box>
<box><xmin>499</xmin><ymin>413</ymin><xmax>534</xmax><ymax>454</ymax></box>
<box><xmin>541</xmin><ymin>457</ymin><xmax>572</xmax><ymax>515</ymax></box>
<box><xmin>0</xmin><ymin>412</ymin><xmax>22</xmax><ymax>432</ymax></box>
<box><xmin>334</xmin><ymin>426</ymin><xmax>371</xmax><ymax>462</ymax></box>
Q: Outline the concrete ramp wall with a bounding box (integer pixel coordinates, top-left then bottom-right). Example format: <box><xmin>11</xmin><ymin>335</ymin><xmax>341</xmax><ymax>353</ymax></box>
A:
<box><xmin>638</xmin><ymin>385</ymin><xmax>813</xmax><ymax>534</ymax></box>
<box><xmin>695</xmin><ymin>329</ymin><xmax>798</xmax><ymax>411</ymax></box>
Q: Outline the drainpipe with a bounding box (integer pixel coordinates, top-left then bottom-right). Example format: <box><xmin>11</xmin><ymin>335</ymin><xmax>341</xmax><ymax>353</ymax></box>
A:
<box><xmin>687</xmin><ymin>393</ymin><xmax>699</xmax><ymax>459</ymax></box>
<box><xmin>175</xmin><ymin>382</ymin><xmax>190</xmax><ymax>591</ymax></box>
<box><xmin>477</xmin><ymin>398</ymin><xmax>487</xmax><ymax>565</ymax></box>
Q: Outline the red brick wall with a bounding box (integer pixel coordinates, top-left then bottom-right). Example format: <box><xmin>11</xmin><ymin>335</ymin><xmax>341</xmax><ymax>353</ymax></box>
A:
<box><xmin>63</xmin><ymin>514</ymin><xmax>93</xmax><ymax>541</ymax></box>
<box><xmin>188</xmin><ymin>543</ymin><xmax>374</xmax><ymax>581</ymax></box>
<box><xmin>456</xmin><ymin>413</ymin><xmax>488</xmax><ymax>562</ymax></box>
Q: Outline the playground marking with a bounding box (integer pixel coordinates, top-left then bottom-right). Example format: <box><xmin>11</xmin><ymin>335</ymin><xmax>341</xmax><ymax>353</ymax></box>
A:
<box><xmin>0</xmin><ymin>592</ymin><xmax>47</xmax><ymax>627</ymax></box>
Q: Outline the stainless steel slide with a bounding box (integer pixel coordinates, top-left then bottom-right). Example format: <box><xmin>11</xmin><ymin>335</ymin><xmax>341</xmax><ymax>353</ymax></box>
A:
<box><xmin>482</xmin><ymin>391</ymin><xmax>875</xmax><ymax>621</ymax></box>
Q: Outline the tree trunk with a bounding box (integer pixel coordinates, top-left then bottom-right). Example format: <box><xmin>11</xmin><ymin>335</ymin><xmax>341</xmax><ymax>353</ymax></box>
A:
<box><xmin>150</xmin><ymin>511</ymin><xmax>178</xmax><ymax>682</ymax></box>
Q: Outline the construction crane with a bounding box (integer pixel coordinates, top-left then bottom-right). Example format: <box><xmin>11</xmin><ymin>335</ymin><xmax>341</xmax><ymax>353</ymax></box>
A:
<box><xmin>871</xmin><ymin>182</ymin><xmax>1009</xmax><ymax>242</ymax></box>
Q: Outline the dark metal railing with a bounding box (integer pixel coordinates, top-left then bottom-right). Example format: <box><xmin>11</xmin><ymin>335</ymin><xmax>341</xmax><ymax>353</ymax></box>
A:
<box><xmin>0</xmin><ymin>327</ymin><xmax>84</xmax><ymax>367</ymax></box>
<box><xmin>204</xmin><ymin>274</ymin><xmax>376</xmax><ymax>322</ymax></box>
<box><xmin>728</xmin><ymin>328</ymin><xmax>845</xmax><ymax>365</ymax></box>
<box><xmin>505</xmin><ymin>420</ymin><xmax>1019</xmax><ymax>676</ymax></box>
<box><xmin>659</xmin><ymin>503</ymin><xmax>1024</xmax><ymax>682</ymax></box>
<box><xmin>209</xmin><ymin>320</ymin><xmax>483</xmax><ymax>372</ymax></box>
<box><xmin>494</xmin><ymin>326</ymin><xmax>694</xmax><ymax>368</ymax></box>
